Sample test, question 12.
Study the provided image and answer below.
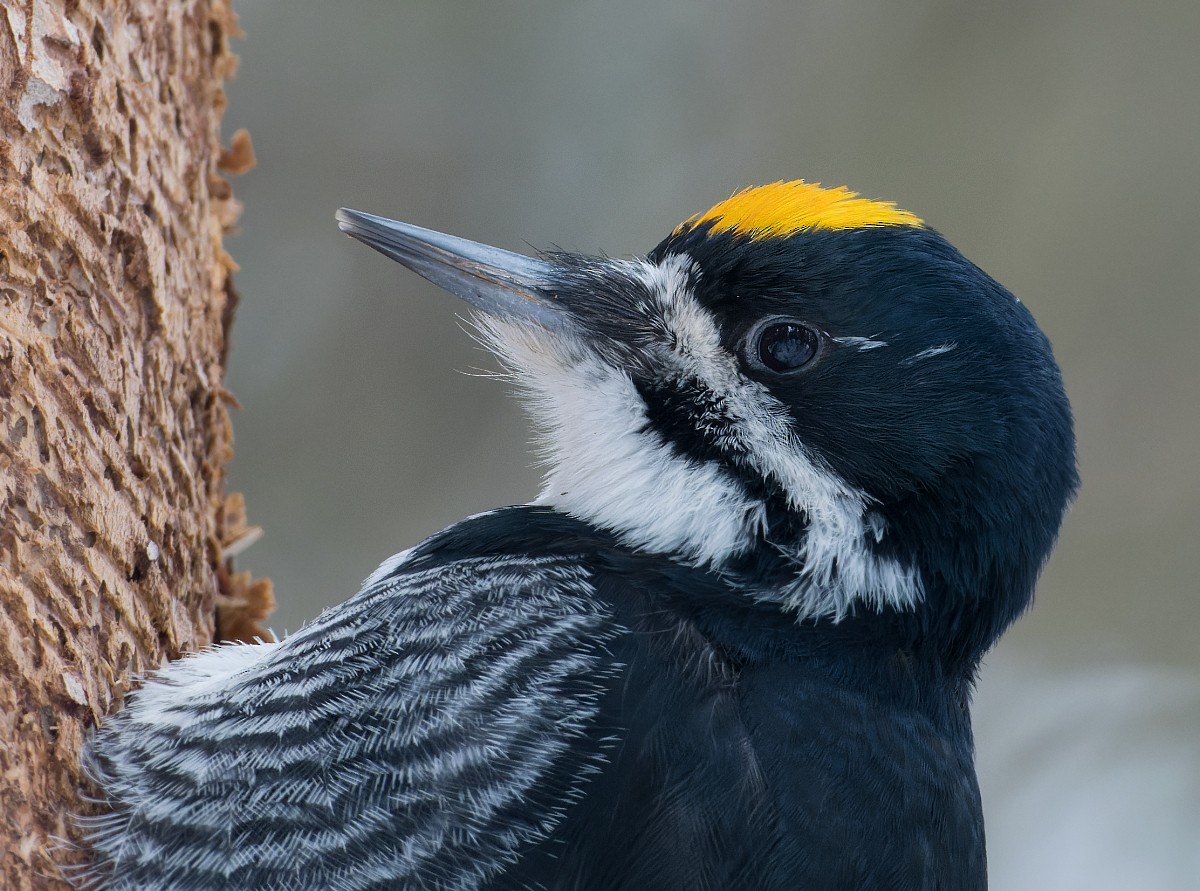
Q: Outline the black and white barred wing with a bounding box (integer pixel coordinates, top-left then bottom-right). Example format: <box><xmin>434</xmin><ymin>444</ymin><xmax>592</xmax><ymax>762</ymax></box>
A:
<box><xmin>82</xmin><ymin>554</ymin><xmax>616</xmax><ymax>891</ymax></box>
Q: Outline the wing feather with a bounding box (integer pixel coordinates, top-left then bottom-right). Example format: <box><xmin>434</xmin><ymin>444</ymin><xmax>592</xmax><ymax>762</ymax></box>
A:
<box><xmin>81</xmin><ymin>553</ymin><xmax>615</xmax><ymax>891</ymax></box>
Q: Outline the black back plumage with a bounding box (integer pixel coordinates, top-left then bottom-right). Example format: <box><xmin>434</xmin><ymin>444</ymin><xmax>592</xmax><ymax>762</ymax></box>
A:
<box><xmin>83</xmin><ymin>510</ymin><xmax>619</xmax><ymax>890</ymax></box>
<box><xmin>436</xmin><ymin>508</ymin><xmax>989</xmax><ymax>890</ymax></box>
<box><xmin>83</xmin><ymin>505</ymin><xmax>993</xmax><ymax>890</ymax></box>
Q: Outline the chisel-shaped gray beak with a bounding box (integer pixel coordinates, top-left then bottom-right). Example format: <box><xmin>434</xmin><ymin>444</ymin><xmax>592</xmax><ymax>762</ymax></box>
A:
<box><xmin>336</xmin><ymin>208</ymin><xmax>571</xmax><ymax>332</ymax></box>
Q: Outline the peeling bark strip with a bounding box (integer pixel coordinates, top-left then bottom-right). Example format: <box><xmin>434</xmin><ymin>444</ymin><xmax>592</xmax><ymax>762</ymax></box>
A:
<box><xmin>0</xmin><ymin>1</ymin><xmax>262</xmax><ymax>886</ymax></box>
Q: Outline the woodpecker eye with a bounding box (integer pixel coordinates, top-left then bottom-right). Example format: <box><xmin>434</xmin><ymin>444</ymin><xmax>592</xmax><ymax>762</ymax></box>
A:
<box><xmin>751</xmin><ymin>321</ymin><xmax>820</xmax><ymax>373</ymax></box>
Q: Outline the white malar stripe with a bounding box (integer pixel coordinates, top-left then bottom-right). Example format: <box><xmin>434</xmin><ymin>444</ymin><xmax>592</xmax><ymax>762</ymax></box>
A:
<box><xmin>482</xmin><ymin>254</ymin><xmax>923</xmax><ymax>619</ymax></box>
<box><xmin>634</xmin><ymin>257</ymin><xmax>865</xmax><ymax>526</ymax></box>
<box><xmin>781</xmin><ymin>518</ymin><xmax>923</xmax><ymax>620</ymax></box>
<box><xmin>635</xmin><ymin>257</ymin><xmax>922</xmax><ymax>617</ymax></box>
<box><xmin>488</xmin><ymin>317</ymin><xmax>764</xmax><ymax>566</ymax></box>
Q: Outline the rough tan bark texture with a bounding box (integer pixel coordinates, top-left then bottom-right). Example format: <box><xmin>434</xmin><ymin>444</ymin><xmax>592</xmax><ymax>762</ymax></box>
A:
<box><xmin>0</xmin><ymin>2</ymin><xmax>270</xmax><ymax>887</ymax></box>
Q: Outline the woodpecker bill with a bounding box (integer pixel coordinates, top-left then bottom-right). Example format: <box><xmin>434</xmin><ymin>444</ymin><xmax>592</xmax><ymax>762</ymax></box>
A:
<box><xmin>81</xmin><ymin>181</ymin><xmax>1078</xmax><ymax>890</ymax></box>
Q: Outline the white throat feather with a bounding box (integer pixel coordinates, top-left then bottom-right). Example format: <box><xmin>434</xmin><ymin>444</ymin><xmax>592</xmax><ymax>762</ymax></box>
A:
<box><xmin>478</xmin><ymin>254</ymin><xmax>922</xmax><ymax>620</ymax></box>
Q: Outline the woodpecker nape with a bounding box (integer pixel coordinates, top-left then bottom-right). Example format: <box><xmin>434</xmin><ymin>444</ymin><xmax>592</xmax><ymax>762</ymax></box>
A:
<box><xmin>79</xmin><ymin>181</ymin><xmax>1077</xmax><ymax>890</ymax></box>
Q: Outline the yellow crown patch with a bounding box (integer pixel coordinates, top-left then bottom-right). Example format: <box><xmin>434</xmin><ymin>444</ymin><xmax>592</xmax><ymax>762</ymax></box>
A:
<box><xmin>675</xmin><ymin>181</ymin><xmax>923</xmax><ymax>240</ymax></box>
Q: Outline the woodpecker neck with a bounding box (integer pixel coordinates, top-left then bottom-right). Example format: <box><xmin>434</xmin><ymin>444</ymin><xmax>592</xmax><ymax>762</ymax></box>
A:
<box><xmin>870</xmin><ymin>455</ymin><xmax>1070</xmax><ymax>665</ymax></box>
<box><xmin>526</xmin><ymin>380</ymin><xmax>924</xmax><ymax>625</ymax></box>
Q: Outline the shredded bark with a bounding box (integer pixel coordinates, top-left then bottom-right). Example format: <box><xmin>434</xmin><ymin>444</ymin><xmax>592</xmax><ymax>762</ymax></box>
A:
<box><xmin>0</xmin><ymin>1</ymin><xmax>271</xmax><ymax>886</ymax></box>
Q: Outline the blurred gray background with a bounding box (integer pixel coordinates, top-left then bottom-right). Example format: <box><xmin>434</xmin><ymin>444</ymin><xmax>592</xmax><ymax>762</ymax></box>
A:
<box><xmin>221</xmin><ymin>1</ymin><xmax>1200</xmax><ymax>887</ymax></box>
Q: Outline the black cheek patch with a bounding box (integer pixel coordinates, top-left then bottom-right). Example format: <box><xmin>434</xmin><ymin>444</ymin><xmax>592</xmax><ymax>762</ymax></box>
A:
<box><xmin>632</xmin><ymin>376</ymin><xmax>739</xmax><ymax>469</ymax></box>
<box><xmin>633</xmin><ymin>375</ymin><xmax>800</xmax><ymax>508</ymax></box>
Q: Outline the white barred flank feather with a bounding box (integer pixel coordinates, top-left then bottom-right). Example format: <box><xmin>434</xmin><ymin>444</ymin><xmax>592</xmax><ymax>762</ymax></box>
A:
<box><xmin>81</xmin><ymin>554</ymin><xmax>618</xmax><ymax>891</ymax></box>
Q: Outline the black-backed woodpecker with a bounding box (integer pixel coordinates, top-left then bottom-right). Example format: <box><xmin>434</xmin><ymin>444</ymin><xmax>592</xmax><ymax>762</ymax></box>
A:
<box><xmin>81</xmin><ymin>181</ymin><xmax>1078</xmax><ymax>890</ymax></box>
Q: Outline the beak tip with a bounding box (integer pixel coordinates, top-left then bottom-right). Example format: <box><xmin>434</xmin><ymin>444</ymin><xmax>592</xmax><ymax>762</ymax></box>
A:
<box><xmin>331</xmin><ymin>207</ymin><xmax>568</xmax><ymax>331</ymax></box>
<box><xmin>335</xmin><ymin>207</ymin><xmax>361</xmax><ymax>235</ymax></box>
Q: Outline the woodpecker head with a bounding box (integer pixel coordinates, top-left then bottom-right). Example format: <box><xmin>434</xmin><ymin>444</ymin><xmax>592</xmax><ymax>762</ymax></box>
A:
<box><xmin>337</xmin><ymin>181</ymin><xmax>1077</xmax><ymax>661</ymax></box>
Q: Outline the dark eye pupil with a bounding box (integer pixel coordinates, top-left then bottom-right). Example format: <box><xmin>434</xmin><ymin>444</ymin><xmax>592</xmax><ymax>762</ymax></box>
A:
<box><xmin>758</xmin><ymin>323</ymin><xmax>818</xmax><ymax>372</ymax></box>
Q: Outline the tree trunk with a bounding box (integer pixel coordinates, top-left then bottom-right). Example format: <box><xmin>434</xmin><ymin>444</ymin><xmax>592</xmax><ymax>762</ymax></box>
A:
<box><xmin>0</xmin><ymin>1</ymin><xmax>269</xmax><ymax>886</ymax></box>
